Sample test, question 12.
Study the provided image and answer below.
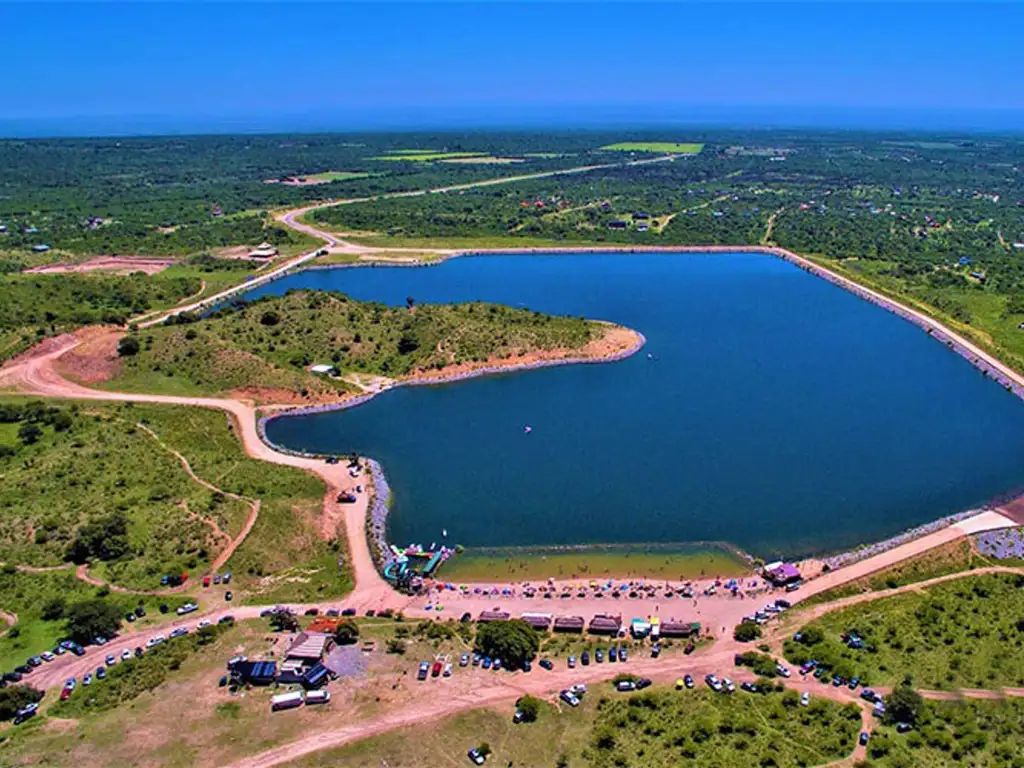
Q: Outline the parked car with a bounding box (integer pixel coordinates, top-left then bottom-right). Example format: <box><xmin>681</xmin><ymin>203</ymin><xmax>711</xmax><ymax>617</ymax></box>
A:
<box><xmin>741</xmin><ymin>681</ymin><xmax>757</xmax><ymax>693</ymax></box>
<box><xmin>482</xmin><ymin>657</ymin><xmax>492</xmax><ymax>669</ymax></box>
<box><xmin>567</xmin><ymin>655</ymin><xmax>576</xmax><ymax>669</ymax></box>
<box><xmin>60</xmin><ymin>686</ymin><xmax>72</xmax><ymax>701</ymax></box>
<box><xmin>126</xmin><ymin>613</ymin><xmax>137</xmax><ymax>623</ymax></box>
<box><xmin>218</xmin><ymin>615</ymin><xmax>235</xmax><ymax>625</ymax></box>
<box><xmin>225</xmin><ymin>591</ymin><xmax>233</xmax><ymax>601</ymax></box>
<box><xmin>40</xmin><ymin>652</ymin><xmax>54</xmax><ymax>663</ymax></box>
<box><xmin>27</xmin><ymin>657</ymin><xmax>42</xmax><ymax>667</ymax></box>
<box><xmin>134</xmin><ymin>646</ymin><xmax>144</xmax><ymax>657</ymax></box>
<box><xmin>459</xmin><ymin>653</ymin><xmax>470</xmax><ymax>667</ymax></box>
<box><xmin>460</xmin><ymin>612</ymin><xmax>472</xmax><ymax>623</ymax></box>
<box><xmin>96</xmin><ymin>667</ymin><xmax>106</xmax><ymax>680</ymax></box>
<box><xmin>443</xmin><ymin>663</ymin><xmax>453</xmax><ymax>677</ymax></box>
<box><xmin>325</xmin><ymin>608</ymin><xmax>339</xmax><ymax>617</ymax></box>
<box><xmin>859</xmin><ymin>732</ymin><xmax>870</xmax><ymax>746</ymax></box>
<box><xmin>304</xmin><ymin>608</ymin><xmax>319</xmax><ymax>617</ymax></box>
<box><xmin>776</xmin><ymin>664</ymin><xmax>791</xmax><ymax>678</ymax></box>
<box><xmin>848</xmin><ymin>676</ymin><xmax>861</xmax><ymax>690</ymax></box>
<box><xmin>121</xmin><ymin>649</ymin><xmax>132</xmax><ymax>661</ymax></box>
<box><xmin>595</xmin><ymin>649</ymin><xmax>604</xmax><ymax>663</ymax></box>
<box><xmin>559</xmin><ymin>690</ymin><xmax>580</xmax><ymax>707</ymax></box>
<box><xmin>522</xmin><ymin>660</ymin><xmax>531</xmax><ymax>673</ymax></box>
<box><xmin>431</xmin><ymin>661</ymin><xmax>442</xmax><ymax>677</ymax></box>
<box><xmin>467</xmin><ymin>747</ymin><xmax>486</xmax><ymax>765</ymax></box>
<box><xmin>417</xmin><ymin>661</ymin><xmax>430</xmax><ymax>681</ymax></box>
<box><xmin>105</xmin><ymin>654</ymin><xmax>116</xmax><ymax>666</ymax></box>
<box><xmin>581</xmin><ymin>651</ymin><xmax>590</xmax><ymax>666</ymax></box>
<box><xmin>135</xmin><ymin>606</ymin><xmax>146</xmax><ymax>617</ymax></box>
<box><xmin>616</xmin><ymin>680</ymin><xmax>635</xmax><ymax>692</ymax></box>
<box><xmin>341</xmin><ymin>608</ymin><xmax>356</xmax><ymax>617</ymax></box>
<box><xmin>635</xmin><ymin>678</ymin><xmax>652</xmax><ymax>690</ymax></box>
<box><xmin>705</xmin><ymin>674</ymin><xmax>723</xmax><ymax>692</ymax></box>
<box><xmin>722</xmin><ymin>678</ymin><xmax>736</xmax><ymax>693</ymax></box>
<box><xmin>608</xmin><ymin>647</ymin><xmax>617</xmax><ymax>663</ymax></box>
<box><xmin>492</xmin><ymin>658</ymin><xmax>502</xmax><ymax>671</ymax></box>
<box><xmin>472</xmin><ymin>653</ymin><xmax>482</xmax><ymax>667</ymax></box>
<box><xmin>65</xmin><ymin>677</ymin><xmax>77</xmax><ymax>690</ymax></box>
<box><xmin>619</xmin><ymin>646</ymin><xmax>628</xmax><ymax>662</ymax></box>
<box><xmin>684</xmin><ymin>674</ymin><xmax>694</xmax><ymax>689</ymax></box>
<box><xmin>83</xmin><ymin>673</ymin><xmax>93</xmax><ymax>686</ymax></box>
<box><xmin>800</xmin><ymin>692</ymin><xmax>810</xmax><ymax>707</ymax></box>
<box><xmin>651</xmin><ymin>645</ymin><xmax>661</xmax><ymax>658</ymax></box>
<box><xmin>539</xmin><ymin>658</ymin><xmax>553</xmax><ymax>671</ymax></box>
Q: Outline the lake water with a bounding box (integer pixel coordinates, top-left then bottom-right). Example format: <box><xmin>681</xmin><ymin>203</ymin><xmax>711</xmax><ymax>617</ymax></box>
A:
<box><xmin>257</xmin><ymin>253</ymin><xmax>1024</xmax><ymax>560</ymax></box>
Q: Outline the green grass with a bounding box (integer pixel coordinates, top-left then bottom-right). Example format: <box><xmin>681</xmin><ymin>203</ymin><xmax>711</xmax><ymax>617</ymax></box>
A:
<box><xmin>866</xmin><ymin>697</ymin><xmax>1024</xmax><ymax>765</ymax></box>
<box><xmin>600</xmin><ymin>142</ymin><xmax>704</xmax><ymax>154</ymax></box>
<box><xmin>0</xmin><ymin>568</ymin><xmax>189</xmax><ymax>671</ymax></box>
<box><xmin>290</xmin><ymin>686</ymin><xmax>860</xmax><ymax>768</ymax></box>
<box><xmin>110</xmin><ymin>289</ymin><xmax>606</xmax><ymax>399</ymax></box>
<box><xmin>784</xmin><ymin>572</ymin><xmax>1024</xmax><ymax>690</ymax></box>
<box><xmin>0</xmin><ymin>399</ymin><xmax>349</xmax><ymax>603</ymax></box>
<box><xmin>344</xmin><ymin>233</ymin><xmax>613</xmax><ymax>250</ymax></box>
<box><xmin>0</xmin><ymin>400</ymin><xmax>251</xmax><ymax>587</ymax></box>
<box><xmin>440</xmin><ymin>545</ymin><xmax>749</xmax><ymax>582</ymax></box>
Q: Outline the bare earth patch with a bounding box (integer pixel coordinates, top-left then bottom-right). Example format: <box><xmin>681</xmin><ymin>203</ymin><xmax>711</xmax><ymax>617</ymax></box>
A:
<box><xmin>24</xmin><ymin>255</ymin><xmax>177</xmax><ymax>275</ymax></box>
<box><xmin>52</xmin><ymin>326</ymin><xmax>123</xmax><ymax>383</ymax></box>
<box><xmin>226</xmin><ymin>387</ymin><xmax>352</xmax><ymax>406</ymax></box>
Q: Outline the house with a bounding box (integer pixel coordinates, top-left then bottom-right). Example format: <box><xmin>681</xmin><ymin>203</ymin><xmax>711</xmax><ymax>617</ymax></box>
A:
<box><xmin>309</xmin><ymin>364</ymin><xmax>339</xmax><ymax>376</ymax></box>
<box><xmin>0</xmin><ymin>224</ymin><xmax>7</xmax><ymax>233</ymax></box>
<box><xmin>633</xmin><ymin>211</ymin><xmax>650</xmax><ymax>220</ymax></box>
<box><xmin>636</xmin><ymin>222</ymin><xmax>649</xmax><ymax>232</ymax></box>
<box><xmin>306</xmin><ymin>617</ymin><xmax>341</xmax><ymax>634</ymax></box>
<box><xmin>970</xmin><ymin>271</ymin><xmax>986</xmax><ymax>284</ymax></box>
<box><xmin>32</xmin><ymin>244</ymin><xmax>51</xmax><ymax>253</ymax></box>
<box><xmin>477</xmin><ymin>610</ymin><xmax>510</xmax><ymax>623</ymax></box>
<box><xmin>607</xmin><ymin>220</ymin><xmax>628</xmax><ymax>230</ymax></box>
<box><xmin>248</xmin><ymin>241</ymin><xmax>279</xmax><ymax>259</ymax></box>
<box><xmin>301</xmin><ymin>662</ymin><xmax>331</xmax><ymax>688</ymax></box>
<box><xmin>553</xmin><ymin>615</ymin><xmax>585</xmax><ymax>633</ymax></box>
<box><xmin>587</xmin><ymin>614</ymin><xmax>622</xmax><ymax>635</ymax></box>
<box><xmin>520</xmin><ymin>612</ymin><xmax>552</xmax><ymax>631</ymax></box>
<box><xmin>763</xmin><ymin>562</ymin><xmax>802</xmax><ymax>586</ymax></box>
<box><xmin>660</xmin><ymin>620</ymin><xmax>700</xmax><ymax>638</ymax></box>
<box><xmin>1013</xmin><ymin>242</ymin><xmax>1024</xmax><ymax>250</ymax></box>
<box><xmin>285</xmin><ymin>632</ymin><xmax>334</xmax><ymax>664</ymax></box>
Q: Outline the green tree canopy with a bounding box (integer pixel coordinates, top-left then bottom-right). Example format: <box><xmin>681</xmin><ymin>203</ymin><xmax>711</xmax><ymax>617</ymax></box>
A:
<box><xmin>474</xmin><ymin>619</ymin><xmax>540</xmax><ymax>669</ymax></box>
<box><xmin>64</xmin><ymin>599</ymin><xmax>122</xmax><ymax>645</ymax></box>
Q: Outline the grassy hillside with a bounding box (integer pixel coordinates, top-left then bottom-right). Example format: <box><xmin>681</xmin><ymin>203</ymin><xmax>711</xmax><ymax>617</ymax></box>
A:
<box><xmin>0</xmin><ymin>399</ymin><xmax>349</xmax><ymax>601</ymax></box>
<box><xmin>784</xmin><ymin>572</ymin><xmax>1024</xmax><ymax>690</ymax></box>
<box><xmin>110</xmin><ymin>290</ymin><xmax>605</xmax><ymax>398</ymax></box>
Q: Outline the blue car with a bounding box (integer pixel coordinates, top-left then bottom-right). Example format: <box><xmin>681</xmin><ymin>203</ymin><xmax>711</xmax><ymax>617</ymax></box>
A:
<box><xmin>482</xmin><ymin>657</ymin><xmax>492</xmax><ymax>669</ymax></box>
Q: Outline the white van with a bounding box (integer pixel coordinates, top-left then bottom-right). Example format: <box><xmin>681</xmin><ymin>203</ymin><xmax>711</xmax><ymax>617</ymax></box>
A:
<box><xmin>304</xmin><ymin>689</ymin><xmax>331</xmax><ymax>705</ymax></box>
<box><xmin>270</xmin><ymin>691</ymin><xmax>304</xmax><ymax>711</ymax></box>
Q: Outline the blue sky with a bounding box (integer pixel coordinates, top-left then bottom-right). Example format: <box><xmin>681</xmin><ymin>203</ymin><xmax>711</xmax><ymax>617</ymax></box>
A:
<box><xmin>1</xmin><ymin>2</ymin><xmax>1022</xmax><ymax>132</ymax></box>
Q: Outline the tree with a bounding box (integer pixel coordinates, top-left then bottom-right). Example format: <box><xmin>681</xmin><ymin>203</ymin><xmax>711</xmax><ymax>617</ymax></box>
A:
<box><xmin>474</xmin><ymin>619</ymin><xmax>540</xmax><ymax>669</ymax></box>
<box><xmin>117</xmin><ymin>336</ymin><xmax>140</xmax><ymax>356</ymax></box>
<box><xmin>64</xmin><ymin>599</ymin><xmax>122</xmax><ymax>645</ymax></box>
<box><xmin>267</xmin><ymin>607</ymin><xmax>299</xmax><ymax>632</ymax></box>
<box><xmin>67</xmin><ymin>512</ymin><xmax>131</xmax><ymax>563</ymax></box>
<box><xmin>884</xmin><ymin>682</ymin><xmax>925</xmax><ymax>725</ymax></box>
<box><xmin>334</xmin><ymin>619</ymin><xmax>359</xmax><ymax>645</ymax></box>
<box><xmin>516</xmin><ymin>694</ymin><xmax>540</xmax><ymax>722</ymax></box>
<box><xmin>17</xmin><ymin>423</ymin><xmax>42</xmax><ymax>445</ymax></box>
<box><xmin>406</xmin><ymin>296</ymin><xmax>415</xmax><ymax>310</ymax></box>
<box><xmin>0</xmin><ymin>685</ymin><xmax>43</xmax><ymax>721</ymax></box>
<box><xmin>259</xmin><ymin>310</ymin><xmax>280</xmax><ymax>326</ymax></box>
<box><xmin>40</xmin><ymin>597</ymin><xmax>66</xmax><ymax>621</ymax></box>
<box><xmin>733</xmin><ymin>620</ymin><xmax>762</xmax><ymax>643</ymax></box>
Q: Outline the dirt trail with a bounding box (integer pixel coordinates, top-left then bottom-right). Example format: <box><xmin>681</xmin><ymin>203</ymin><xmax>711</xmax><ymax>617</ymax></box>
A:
<box><xmin>134</xmin><ymin>422</ymin><xmax>261</xmax><ymax>573</ymax></box>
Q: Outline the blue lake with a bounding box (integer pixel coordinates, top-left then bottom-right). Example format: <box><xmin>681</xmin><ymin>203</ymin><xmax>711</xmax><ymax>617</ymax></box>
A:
<box><xmin>257</xmin><ymin>253</ymin><xmax>1024</xmax><ymax>559</ymax></box>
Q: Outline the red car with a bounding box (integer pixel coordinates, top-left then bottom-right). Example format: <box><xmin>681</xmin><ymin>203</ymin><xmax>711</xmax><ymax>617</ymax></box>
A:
<box><xmin>60</xmin><ymin>686</ymin><xmax>72</xmax><ymax>701</ymax></box>
<box><xmin>431</xmin><ymin>661</ymin><xmax>442</xmax><ymax>678</ymax></box>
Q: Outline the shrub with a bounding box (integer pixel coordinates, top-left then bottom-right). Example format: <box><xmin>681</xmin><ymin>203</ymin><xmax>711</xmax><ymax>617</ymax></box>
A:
<box><xmin>516</xmin><ymin>694</ymin><xmax>541</xmax><ymax>722</ymax></box>
<box><xmin>734</xmin><ymin>621</ymin><xmax>762</xmax><ymax>643</ymax></box>
<box><xmin>474</xmin><ymin>619</ymin><xmax>540</xmax><ymax>669</ymax></box>
<box><xmin>117</xmin><ymin>336</ymin><xmax>141</xmax><ymax>356</ymax></box>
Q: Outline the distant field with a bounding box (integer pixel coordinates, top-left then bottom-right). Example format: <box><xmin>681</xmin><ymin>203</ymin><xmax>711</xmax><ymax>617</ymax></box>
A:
<box><xmin>290</xmin><ymin>171</ymin><xmax>370</xmax><ymax>183</ymax></box>
<box><xmin>371</xmin><ymin>151</ymin><xmax>487</xmax><ymax>162</ymax></box>
<box><xmin>440</xmin><ymin>156</ymin><xmax>524</xmax><ymax>164</ymax></box>
<box><xmin>600</xmin><ymin>142</ymin><xmax>704</xmax><ymax>154</ymax></box>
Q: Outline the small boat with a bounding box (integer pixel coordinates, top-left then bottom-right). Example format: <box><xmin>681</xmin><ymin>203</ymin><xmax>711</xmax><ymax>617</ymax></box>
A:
<box><xmin>442</xmin><ymin>528</ymin><xmax>448</xmax><ymax>538</ymax></box>
<box><xmin>524</xmin><ymin>425</ymin><xmax>532</xmax><ymax>434</ymax></box>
